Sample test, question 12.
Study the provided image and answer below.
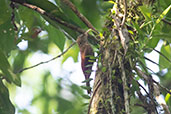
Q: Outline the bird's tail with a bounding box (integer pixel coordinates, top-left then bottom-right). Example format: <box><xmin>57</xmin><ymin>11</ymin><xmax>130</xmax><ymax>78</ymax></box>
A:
<box><xmin>86</xmin><ymin>81</ymin><xmax>91</xmax><ymax>94</ymax></box>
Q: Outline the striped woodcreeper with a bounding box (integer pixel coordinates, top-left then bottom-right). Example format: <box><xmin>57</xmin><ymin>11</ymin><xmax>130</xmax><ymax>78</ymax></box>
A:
<box><xmin>76</xmin><ymin>32</ymin><xmax>94</xmax><ymax>94</ymax></box>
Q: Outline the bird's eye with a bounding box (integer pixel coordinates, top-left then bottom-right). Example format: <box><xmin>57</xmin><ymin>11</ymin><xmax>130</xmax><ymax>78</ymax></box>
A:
<box><xmin>78</xmin><ymin>41</ymin><xmax>82</xmax><ymax>46</ymax></box>
<box><xmin>79</xmin><ymin>42</ymin><xmax>82</xmax><ymax>45</ymax></box>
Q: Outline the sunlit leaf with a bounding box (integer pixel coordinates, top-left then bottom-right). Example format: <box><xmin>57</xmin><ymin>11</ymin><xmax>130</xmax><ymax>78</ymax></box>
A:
<box><xmin>46</xmin><ymin>25</ymin><xmax>66</xmax><ymax>52</ymax></box>
<box><xmin>165</xmin><ymin>91</ymin><xmax>171</xmax><ymax>103</ymax></box>
<box><xmin>62</xmin><ymin>41</ymin><xmax>79</xmax><ymax>63</ymax></box>
<box><xmin>156</xmin><ymin>4</ymin><xmax>171</xmax><ymax>24</ymax></box>
<box><xmin>139</xmin><ymin>5</ymin><xmax>151</xmax><ymax>21</ymax></box>
<box><xmin>0</xmin><ymin>49</ymin><xmax>21</xmax><ymax>86</ymax></box>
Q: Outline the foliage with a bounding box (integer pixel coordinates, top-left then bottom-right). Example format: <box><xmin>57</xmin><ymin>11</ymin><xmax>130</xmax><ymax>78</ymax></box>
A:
<box><xmin>0</xmin><ymin>0</ymin><xmax>171</xmax><ymax>114</ymax></box>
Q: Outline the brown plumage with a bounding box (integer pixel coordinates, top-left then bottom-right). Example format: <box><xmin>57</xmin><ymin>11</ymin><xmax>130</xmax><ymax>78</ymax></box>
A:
<box><xmin>76</xmin><ymin>33</ymin><xmax>94</xmax><ymax>94</ymax></box>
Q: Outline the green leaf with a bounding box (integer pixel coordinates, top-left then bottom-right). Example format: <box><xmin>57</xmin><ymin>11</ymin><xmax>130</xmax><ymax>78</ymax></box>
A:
<box><xmin>0</xmin><ymin>49</ymin><xmax>21</xmax><ymax>86</ymax></box>
<box><xmin>85</xmin><ymin>69</ymin><xmax>92</xmax><ymax>73</ymax></box>
<box><xmin>131</xmin><ymin>79</ymin><xmax>140</xmax><ymax>98</ymax></box>
<box><xmin>81</xmin><ymin>0</ymin><xmax>104</xmax><ymax>30</ymax></box>
<box><xmin>12</xmin><ymin>51</ymin><xmax>27</xmax><ymax>73</ymax></box>
<box><xmin>146</xmin><ymin>37</ymin><xmax>160</xmax><ymax>49</ymax></box>
<box><xmin>18</xmin><ymin>6</ymin><xmax>35</xmax><ymax>30</ymax></box>
<box><xmin>62</xmin><ymin>41</ymin><xmax>79</xmax><ymax>63</ymax></box>
<box><xmin>132</xmin><ymin>21</ymin><xmax>144</xmax><ymax>40</ymax></box>
<box><xmin>56</xmin><ymin>97</ymin><xmax>73</xmax><ymax>114</ymax></box>
<box><xmin>85</xmin><ymin>64</ymin><xmax>93</xmax><ymax>68</ymax></box>
<box><xmin>139</xmin><ymin>5</ymin><xmax>151</xmax><ymax>21</ymax></box>
<box><xmin>46</xmin><ymin>25</ymin><xmax>66</xmax><ymax>52</ymax></box>
<box><xmin>81</xmin><ymin>94</ymin><xmax>90</xmax><ymax>99</ymax></box>
<box><xmin>82</xmin><ymin>78</ymin><xmax>93</xmax><ymax>83</ymax></box>
<box><xmin>82</xmin><ymin>103</ymin><xmax>89</xmax><ymax>106</ymax></box>
<box><xmin>153</xmin><ymin>32</ymin><xmax>171</xmax><ymax>43</ymax></box>
<box><xmin>0</xmin><ymin>19</ymin><xmax>16</xmax><ymax>55</ymax></box>
<box><xmin>25</xmin><ymin>0</ymin><xmax>65</xmax><ymax>19</ymax></box>
<box><xmin>102</xmin><ymin>67</ymin><xmax>107</xmax><ymax>72</ymax></box>
<box><xmin>23</xmin><ymin>0</ymin><xmax>78</xmax><ymax>41</ymax></box>
<box><xmin>156</xmin><ymin>4</ymin><xmax>171</xmax><ymax>24</ymax></box>
<box><xmin>42</xmin><ymin>15</ymin><xmax>78</xmax><ymax>41</ymax></box>
<box><xmin>80</xmin><ymin>85</ymin><xmax>91</xmax><ymax>91</ymax></box>
<box><xmin>159</xmin><ymin>44</ymin><xmax>171</xmax><ymax>70</ymax></box>
<box><xmin>0</xmin><ymin>0</ymin><xmax>11</xmax><ymax>25</ymax></box>
<box><xmin>55</xmin><ymin>0</ymin><xmax>86</xmax><ymax>28</ymax></box>
<box><xmin>165</xmin><ymin>91</ymin><xmax>171</xmax><ymax>103</ymax></box>
<box><xmin>30</xmin><ymin>0</ymin><xmax>79</xmax><ymax>40</ymax></box>
<box><xmin>28</xmin><ymin>36</ymin><xmax>49</xmax><ymax>53</ymax></box>
<box><xmin>0</xmin><ymin>80</ymin><xmax>15</xmax><ymax>114</ymax></box>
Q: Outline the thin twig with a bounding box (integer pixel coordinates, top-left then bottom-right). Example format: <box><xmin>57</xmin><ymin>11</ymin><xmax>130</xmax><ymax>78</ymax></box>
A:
<box><xmin>12</xmin><ymin>0</ymin><xmax>99</xmax><ymax>43</ymax></box>
<box><xmin>153</xmin><ymin>48</ymin><xmax>171</xmax><ymax>63</ymax></box>
<box><xmin>11</xmin><ymin>0</ymin><xmax>85</xmax><ymax>34</ymax></box>
<box><xmin>135</xmin><ymin>67</ymin><xmax>171</xmax><ymax>95</ymax></box>
<box><xmin>162</xmin><ymin>19</ymin><xmax>171</xmax><ymax>25</ymax></box>
<box><xmin>134</xmin><ymin>103</ymin><xmax>146</xmax><ymax>109</ymax></box>
<box><xmin>148</xmin><ymin>75</ymin><xmax>158</xmax><ymax>113</ymax></box>
<box><xmin>61</xmin><ymin>0</ymin><xmax>98</xmax><ymax>34</ymax></box>
<box><xmin>18</xmin><ymin>42</ymin><xmax>76</xmax><ymax>73</ymax></box>
<box><xmin>153</xmin><ymin>80</ymin><xmax>171</xmax><ymax>95</ymax></box>
<box><xmin>154</xmin><ymin>85</ymin><xmax>171</xmax><ymax>114</ymax></box>
<box><xmin>144</xmin><ymin>56</ymin><xmax>161</xmax><ymax>67</ymax></box>
<box><xmin>136</xmin><ymin>67</ymin><xmax>171</xmax><ymax>113</ymax></box>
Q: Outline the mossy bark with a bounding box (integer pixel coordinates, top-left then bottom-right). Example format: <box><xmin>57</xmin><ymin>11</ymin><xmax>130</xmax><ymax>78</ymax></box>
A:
<box><xmin>88</xmin><ymin>37</ymin><xmax>131</xmax><ymax>114</ymax></box>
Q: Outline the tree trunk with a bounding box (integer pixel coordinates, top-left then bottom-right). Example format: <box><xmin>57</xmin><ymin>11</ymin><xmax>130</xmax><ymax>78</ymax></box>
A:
<box><xmin>88</xmin><ymin>19</ymin><xmax>131</xmax><ymax>113</ymax></box>
<box><xmin>88</xmin><ymin>38</ymin><xmax>131</xmax><ymax>114</ymax></box>
<box><xmin>88</xmin><ymin>1</ymin><xmax>161</xmax><ymax>114</ymax></box>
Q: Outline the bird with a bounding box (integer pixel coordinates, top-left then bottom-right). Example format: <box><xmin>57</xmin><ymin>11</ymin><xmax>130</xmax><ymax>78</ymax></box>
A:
<box><xmin>76</xmin><ymin>32</ymin><xmax>94</xmax><ymax>94</ymax></box>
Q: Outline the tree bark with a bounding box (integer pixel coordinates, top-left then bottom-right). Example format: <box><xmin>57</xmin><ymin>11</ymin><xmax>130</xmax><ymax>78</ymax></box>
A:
<box><xmin>88</xmin><ymin>24</ymin><xmax>131</xmax><ymax>114</ymax></box>
<box><xmin>88</xmin><ymin>40</ymin><xmax>130</xmax><ymax>114</ymax></box>
<box><xmin>88</xmin><ymin>0</ymin><xmax>162</xmax><ymax>113</ymax></box>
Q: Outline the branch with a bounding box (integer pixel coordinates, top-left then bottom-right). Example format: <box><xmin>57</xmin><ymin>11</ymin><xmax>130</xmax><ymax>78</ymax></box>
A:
<box><xmin>118</xmin><ymin>54</ymin><xmax>130</xmax><ymax>114</ymax></box>
<box><xmin>10</xmin><ymin>1</ymin><xmax>18</xmax><ymax>31</ymax></box>
<box><xmin>153</xmin><ymin>80</ymin><xmax>171</xmax><ymax>96</ymax></box>
<box><xmin>144</xmin><ymin>56</ymin><xmax>161</xmax><ymax>67</ymax></box>
<box><xmin>154</xmin><ymin>85</ymin><xmax>171</xmax><ymax>114</ymax></box>
<box><xmin>135</xmin><ymin>67</ymin><xmax>171</xmax><ymax>113</ymax></box>
<box><xmin>18</xmin><ymin>42</ymin><xmax>76</xmax><ymax>73</ymax></box>
<box><xmin>135</xmin><ymin>67</ymin><xmax>171</xmax><ymax>95</ymax></box>
<box><xmin>162</xmin><ymin>19</ymin><xmax>171</xmax><ymax>25</ymax></box>
<box><xmin>11</xmin><ymin>0</ymin><xmax>85</xmax><ymax>34</ymax></box>
<box><xmin>153</xmin><ymin>48</ymin><xmax>171</xmax><ymax>63</ymax></box>
<box><xmin>111</xmin><ymin>1</ymin><xmax>129</xmax><ymax>54</ymax></box>
<box><xmin>61</xmin><ymin>0</ymin><xmax>98</xmax><ymax>34</ymax></box>
<box><xmin>121</xmin><ymin>0</ymin><xmax>127</xmax><ymax>28</ymax></box>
